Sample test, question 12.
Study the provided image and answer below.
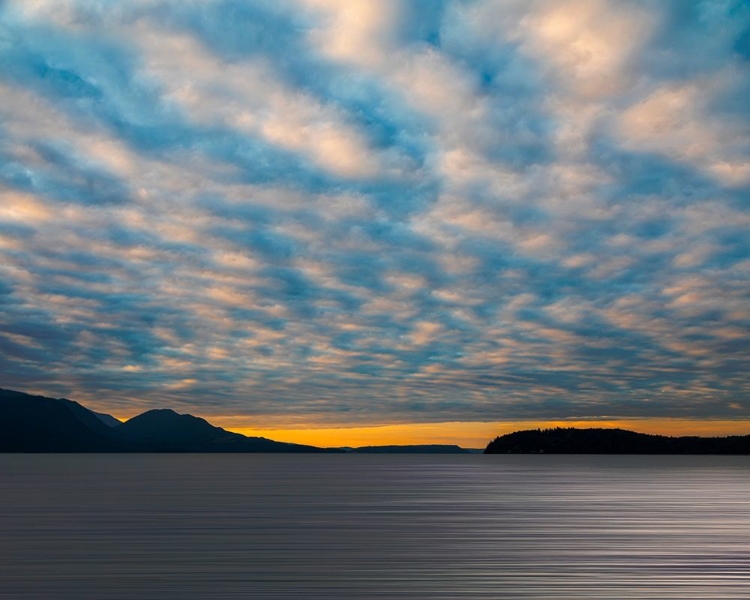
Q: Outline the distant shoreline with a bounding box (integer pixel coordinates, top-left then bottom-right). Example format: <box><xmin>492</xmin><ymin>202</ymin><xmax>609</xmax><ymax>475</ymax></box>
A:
<box><xmin>4</xmin><ymin>387</ymin><xmax>749</xmax><ymax>455</ymax></box>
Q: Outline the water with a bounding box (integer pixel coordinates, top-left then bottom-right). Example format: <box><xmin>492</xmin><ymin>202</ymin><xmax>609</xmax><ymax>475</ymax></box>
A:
<box><xmin>0</xmin><ymin>454</ymin><xmax>748</xmax><ymax>599</ymax></box>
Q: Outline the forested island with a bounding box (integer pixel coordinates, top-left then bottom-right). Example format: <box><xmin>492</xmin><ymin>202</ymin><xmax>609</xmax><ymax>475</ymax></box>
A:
<box><xmin>485</xmin><ymin>427</ymin><xmax>750</xmax><ymax>454</ymax></box>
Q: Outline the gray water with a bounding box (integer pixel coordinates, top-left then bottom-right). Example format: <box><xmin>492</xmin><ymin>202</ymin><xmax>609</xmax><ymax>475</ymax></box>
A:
<box><xmin>0</xmin><ymin>455</ymin><xmax>748</xmax><ymax>599</ymax></box>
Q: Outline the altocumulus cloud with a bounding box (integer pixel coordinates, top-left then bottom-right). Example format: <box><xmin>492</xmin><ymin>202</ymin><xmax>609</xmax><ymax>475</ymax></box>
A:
<box><xmin>0</xmin><ymin>0</ymin><xmax>748</xmax><ymax>425</ymax></box>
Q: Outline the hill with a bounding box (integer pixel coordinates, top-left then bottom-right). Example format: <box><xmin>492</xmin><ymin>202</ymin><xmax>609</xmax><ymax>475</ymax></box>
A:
<box><xmin>0</xmin><ymin>389</ymin><xmax>132</xmax><ymax>452</ymax></box>
<box><xmin>484</xmin><ymin>427</ymin><xmax>750</xmax><ymax>454</ymax></box>
<box><xmin>116</xmin><ymin>408</ymin><xmax>335</xmax><ymax>453</ymax></box>
<box><xmin>1</xmin><ymin>387</ymin><xmax>478</xmax><ymax>453</ymax></box>
<box><xmin>0</xmin><ymin>388</ymin><xmax>334</xmax><ymax>453</ymax></box>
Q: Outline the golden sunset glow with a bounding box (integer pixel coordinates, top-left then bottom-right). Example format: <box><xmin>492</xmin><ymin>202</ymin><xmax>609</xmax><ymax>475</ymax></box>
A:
<box><xmin>224</xmin><ymin>420</ymin><xmax>750</xmax><ymax>449</ymax></box>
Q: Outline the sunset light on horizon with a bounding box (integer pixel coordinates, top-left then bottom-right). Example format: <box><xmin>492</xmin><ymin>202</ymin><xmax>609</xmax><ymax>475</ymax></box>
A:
<box><xmin>224</xmin><ymin>419</ymin><xmax>750</xmax><ymax>449</ymax></box>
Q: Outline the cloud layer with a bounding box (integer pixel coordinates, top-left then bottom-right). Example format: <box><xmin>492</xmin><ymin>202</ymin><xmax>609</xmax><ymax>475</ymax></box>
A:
<box><xmin>1</xmin><ymin>0</ymin><xmax>749</xmax><ymax>425</ymax></box>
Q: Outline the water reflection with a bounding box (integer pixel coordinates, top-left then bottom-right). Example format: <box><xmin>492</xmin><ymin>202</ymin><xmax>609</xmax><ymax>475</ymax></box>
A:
<box><xmin>1</xmin><ymin>454</ymin><xmax>748</xmax><ymax>599</ymax></box>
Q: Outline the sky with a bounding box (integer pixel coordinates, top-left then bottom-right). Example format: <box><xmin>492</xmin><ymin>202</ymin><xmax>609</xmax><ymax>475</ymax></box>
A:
<box><xmin>0</xmin><ymin>0</ymin><xmax>749</xmax><ymax>447</ymax></box>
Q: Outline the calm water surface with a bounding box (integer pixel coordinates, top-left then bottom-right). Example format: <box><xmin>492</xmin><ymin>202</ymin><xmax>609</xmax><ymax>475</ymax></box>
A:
<box><xmin>1</xmin><ymin>454</ymin><xmax>748</xmax><ymax>599</ymax></box>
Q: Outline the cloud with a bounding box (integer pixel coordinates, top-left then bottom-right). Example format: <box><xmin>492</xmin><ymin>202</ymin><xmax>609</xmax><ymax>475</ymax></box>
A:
<box><xmin>132</xmin><ymin>22</ymin><xmax>385</xmax><ymax>179</ymax></box>
<box><xmin>0</xmin><ymin>0</ymin><xmax>748</xmax><ymax>425</ymax></box>
<box><xmin>617</xmin><ymin>71</ymin><xmax>750</xmax><ymax>187</ymax></box>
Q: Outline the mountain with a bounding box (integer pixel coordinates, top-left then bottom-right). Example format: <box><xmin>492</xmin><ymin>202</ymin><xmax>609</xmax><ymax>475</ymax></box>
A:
<box><xmin>0</xmin><ymin>388</ymin><xmax>131</xmax><ymax>452</ymax></box>
<box><xmin>3</xmin><ymin>387</ymin><xmax>478</xmax><ymax>454</ymax></box>
<box><xmin>57</xmin><ymin>397</ymin><xmax>122</xmax><ymax>439</ymax></box>
<box><xmin>484</xmin><ymin>427</ymin><xmax>750</xmax><ymax>454</ymax></box>
<box><xmin>116</xmin><ymin>408</ymin><xmax>334</xmax><ymax>453</ymax></box>
<box><xmin>116</xmin><ymin>409</ymin><xmax>233</xmax><ymax>449</ymax></box>
<box><xmin>92</xmin><ymin>411</ymin><xmax>121</xmax><ymax>428</ymax></box>
<box><xmin>0</xmin><ymin>388</ymin><xmax>339</xmax><ymax>452</ymax></box>
<box><xmin>351</xmin><ymin>444</ymin><xmax>472</xmax><ymax>454</ymax></box>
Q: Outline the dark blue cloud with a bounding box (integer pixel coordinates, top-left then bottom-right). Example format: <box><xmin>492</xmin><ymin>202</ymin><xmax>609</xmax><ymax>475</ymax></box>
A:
<box><xmin>0</xmin><ymin>0</ymin><xmax>748</xmax><ymax>425</ymax></box>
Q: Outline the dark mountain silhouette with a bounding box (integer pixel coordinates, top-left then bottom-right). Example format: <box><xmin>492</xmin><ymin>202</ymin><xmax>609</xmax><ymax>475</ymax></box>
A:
<box><xmin>351</xmin><ymin>444</ymin><xmax>472</xmax><ymax>454</ymax></box>
<box><xmin>485</xmin><ymin>427</ymin><xmax>750</xmax><ymax>454</ymax></box>
<box><xmin>1</xmin><ymin>387</ymin><xmax>480</xmax><ymax>453</ymax></box>
<box><xmin>117</xmin><ymin>409</ymin><xmax>232</xmax><ymax>447</ymax></box>
<box><xmin>0</xmin><ymin>388</ymin><xmax>335</xmax><ymax>453</ymax></box>
<box><xmin>57</xmin><ymin>397</ymin><xmax>122</xmax><ymax>439</ymax></box>
<box><xmin>116</xmin><ymin>408</ymin><xmax>334</xmax><ymax>453</ymax></box>
<box><xmin>0</xmin><ymin>389</ymin><xmax>132</xmax><ymax>452</ymax></box>
<box><xmin>92</xmin><ymin>411</ymin><xmax>121</xmax><ymax>427</ymax></box>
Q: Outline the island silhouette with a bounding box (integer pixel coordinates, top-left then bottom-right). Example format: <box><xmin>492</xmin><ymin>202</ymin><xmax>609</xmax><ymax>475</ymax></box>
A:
<box><xmin>484</xmin><ymin>427</ymin><xmax>750</xmax><ymax>454</ymax></box>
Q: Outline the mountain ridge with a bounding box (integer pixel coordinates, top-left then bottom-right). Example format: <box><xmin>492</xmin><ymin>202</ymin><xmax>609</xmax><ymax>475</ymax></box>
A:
<box><xmin>0</xmin><ymin>389</ymin><xmax>132</xmax><ymax>452</ymax></box>
<box><xmin>0</xmin><ymin>388</ymin><xmax>335</xmax><ymax>453</ymax></box>
<box><xmin>0</xmin><ymin>388</ymin><xmax>473</xmax><ymax>453</ymax></box>
<box><xmin>116</xmin><ymin>407</ymin><xmax>335</xmax><ymax>453</ymax></box>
